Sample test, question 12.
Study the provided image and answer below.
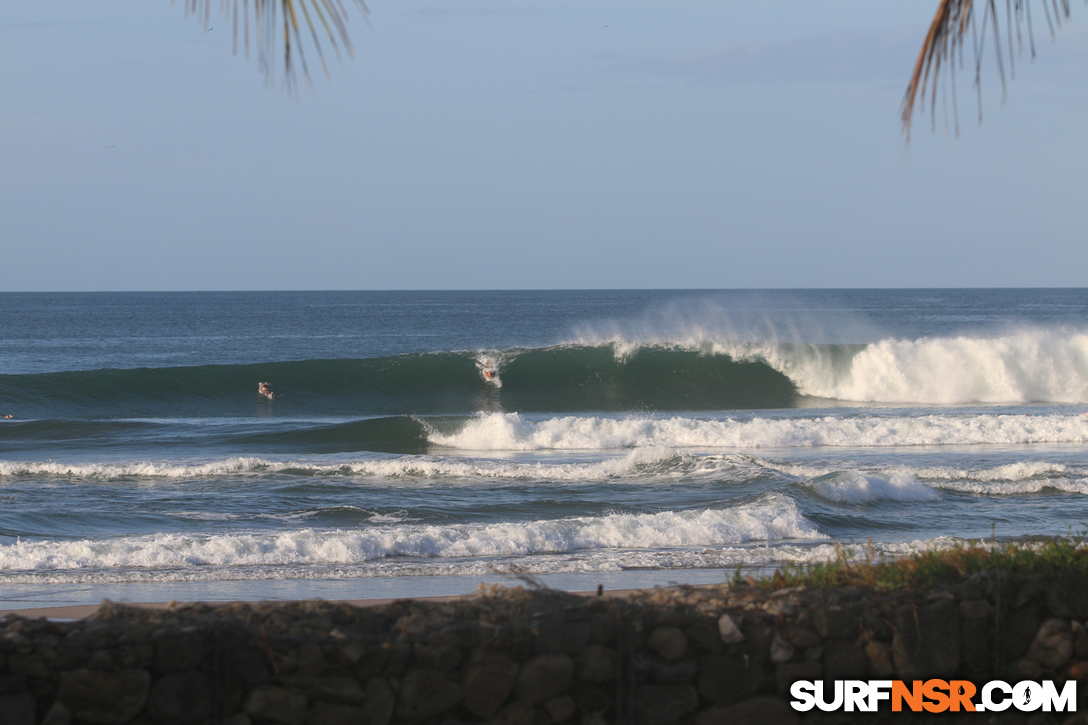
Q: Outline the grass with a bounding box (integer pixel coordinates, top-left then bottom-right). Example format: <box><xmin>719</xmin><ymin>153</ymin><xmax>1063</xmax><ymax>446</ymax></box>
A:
<box><xmin>736</xmin><ymin>531</ymin><xmax>1088</xmax><ymax>592</ymax></box>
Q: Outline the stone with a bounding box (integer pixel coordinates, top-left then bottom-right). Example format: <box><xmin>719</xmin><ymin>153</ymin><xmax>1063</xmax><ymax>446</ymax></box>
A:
<box><xmin>534</xmin><ymin>614</ymin><xmax>567</xmax><ymax>655</ymax></box>
<box><xmin>1002</xmin><ymin>605</ymin><xmax>1041</xmax><ymax>662</ymax></box>
<box><xmin>416</xmin><ymin>644</ymin><xmax>462</xmax><ymax>673</ymax></box>
<box><xmin>147</xmin><ymin>671</ymin><xmax>214</xmax><ymax>725</ymax></box>
<box><xmin>774</xmin><ymin>660</ymin><xmax>821</xmax><ymax>694</ymax></box>
<box><xmin>694</xmin><ymin>696</ymin><xmax>800</xmax><ymax>725</ymax></box>
<box><xmin>647</xmin><ymin>627</ymin><xmax>687</xmax><ymax>661</ymax></box>
<box><xmin>245</xmin><ymin>686</ymin><xmax>308</xmax><ymax>725</ymax></box>
<box><xmin>634</xmin><ymin>684</ymin><xmax>699</xmax><ymax>725</ymax></box>
<box><xmin>813</xmin><ymin>607</ymin><xmax>858</xmax><ymax>640</ymax></box>
<box><xmin>58</xmin><ymin>668</ymin><xmax>151</xmax><ymax>725</ymax></box>
<box><xmin>960</xmin><ymin>616</ymin><xmax>991</xmax><ymax>675</ymax></box>
<box><xmin>1027</xmin><ymin>618</ymin><xmax>1074</xmax><ymax>670</ymax></box>
<box><xmin>770</xmin><ymin>631</ymin><xmax>794</xmax><ymax>664</ymax></box>
<box><xmin>696</xmin><ymin>654</ymin><xmax>765</xmax><ymax>705</ymax></box>
<box><xmin>493</xmin><ymin>623</ymin><xmax>536</xmax><ymax>662</ymax></box>
<box><xmin>0</xmin><ymin>692</ymin><xmax>36</xmax><ymax>725</ymax></box>
<box><xmin>1061</xmin><ymin>660</ymin><xmax>1088</xmax><ymax>680</ymax></box>
<box><xmin>543</xmin><ymin>695</ymin><xmax>576</xmax><ymax>722</ymax></box>
<box><xmin>490</xmin><ymin>699</ymin><xmax>534</xmax><ymax>725</ymax></box>
<box><xmin>40</xmin><ymin>702</ymin><xmax>72</xmax><ymax>725</ymax></box>
<box><xmin>333</xmin><ymin>640</ymin><xmax>366</xmax><ymax>667</ymax></box>
<box><xmin>364</xmin><ymin>679</ymin><xmax>394</xmax><ymax>725</ymax></box>
<box><xmin>575</xmin><ymin>646</ymin><xmax>616</xmax><ymax>683</ymax></box>
<box><xmin>1047</xmin><ymin>573</ymin><xmax>1088</xmax><ymax>619</ymax></box>
<box><xmin>304</xmin><ymin>702</ymin><xmax>363</xmax><ymax>725</ymax></box>
<box><xmin>786</xmin><ymin>626</ymin><xmax>820</xmax><ymax>649</ymax></box>
<box><xmin>824</xmin><ymin>640</ymin><xmax>867</xmax><ymax>680</ymax></box>
<box><xmin>561</xmin><ymin>621</ymin><xmax>593</xmax><ymax>655</ymax></box>
<box><xmin>892</xmin><ymin>601</ymin><xmax>960</xmax><ymax>679</ymax></box>
<box><xmin>1005</xmin><ymin>658</ymin><xmax>1042</xmax><ymax>680</ymax></box>
<box><xmin>649</xmin><ymin>658</ymin><xmax>698</xmax><ymax>683</ymax></box>
<box><xmin>228</xmin><ymin>640</ymin><xmax>274</xmax><ymax>686</ymax></box>
<box><xmin>280</xmin><ymin>675</ymin><xmax>365</xmax><ymax>704</ymax></box>
<box><xmin>396</xmin><ymin>668</ymin><xmax>462</xmax><ymax>720</ymax></box>
<box><xmin>716</xmin><ymin>614</ymin><xmax>744</xmax><ymax>645</ymax></box>
<box><xmin>6</xmin><ymin>652</ymin><xmax>50</xmax><ymax>679</ymax></box>
<box><xmin>864</xmin><ymin>640</ymin><xmax>895</xmax><ymax>678</ymax></box>
<box><xmin>154</xmin><ymin>632</ymin><xmax>203</xmax><ymax>673</ymax></box>
<box><xmin>588</xmin><ymin>614</ymin><xmax>615</xmax><ymax>645</ymax></box>
<box><xmin>569</xmin><ymin>683</ymin><xmax>610</xmax><ymax>715</ymax></box>
<box><xmin>297</xmin><ymin>642</ymin><xmax>327</xmax><ymax>675</ymax></box>
<box><xmin>684</xmin><ymin>620</ymin><xmax>723</xmax><ymax>655</ymax></box>
<box><xmin>352</xmin><ymin>646</ymin><xmax>390</xmax><ymax>681</ymax></box>
<box><xmin>516</xmin><ymin>654</ymin><xmax>574</xmax><ymax>704</ymax></box>
<box><xmin>395</xmin><ymin>613</ymin><xmax>428</xmax><ymax>637</ymax></box>
<box><xmin>959</xmin><ymin>599</ymin><xmax>991</xmax><ymax>620</ymax></box>
<box><xmin>463</xmin><ymin>653</ymin><xmax>519</xmax><ymax>718</ymax></box>
<box><xmin>1076</xmin><ymin>628</ymin><xmax>1088</xmax><ymax>659</ymax></box>
<box><xmin>742</xmin><ymin>620</ymin><xmax>776</xmax><ymax>663</ymax></box>
<box><xmin>861</xmin><ymin>610</ymin><xmax>893</xmax><ymax>642</ymax></box>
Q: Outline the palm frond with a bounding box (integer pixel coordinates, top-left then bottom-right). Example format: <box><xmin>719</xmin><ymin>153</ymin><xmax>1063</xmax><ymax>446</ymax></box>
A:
<box><xmin>902</xmin><ymin>0</ymin><xmax>1071</xmax><ymax>140</ymax></box>
<box><xmin>179</xmin><ymin>0</ymin><xmax>369</xmax><ymax>93</ymax></box>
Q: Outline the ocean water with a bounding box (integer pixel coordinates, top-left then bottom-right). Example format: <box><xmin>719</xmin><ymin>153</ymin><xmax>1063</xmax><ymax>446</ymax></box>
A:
<box><xmin>2</xmin><ymin>289</ymin><xmax>1088</xmax><ymax>608</ymax></box>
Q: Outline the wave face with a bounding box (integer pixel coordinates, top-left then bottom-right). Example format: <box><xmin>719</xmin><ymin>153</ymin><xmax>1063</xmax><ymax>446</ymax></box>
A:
<box><xmin>0</xmin><ymin>347</ymin><xmax>798</xmax><ymax>419</ymax></box>
<box><xmin>2</xmin><ymin>328</ymin><xmax>1087</xmax><ymax>421</ymax></box>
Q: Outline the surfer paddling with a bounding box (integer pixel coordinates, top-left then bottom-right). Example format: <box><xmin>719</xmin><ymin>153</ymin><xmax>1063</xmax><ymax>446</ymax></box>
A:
<box><xmin>257</xmin><ymin>382</ymin><xmax>274</xmax><ymax>400</ymax></box>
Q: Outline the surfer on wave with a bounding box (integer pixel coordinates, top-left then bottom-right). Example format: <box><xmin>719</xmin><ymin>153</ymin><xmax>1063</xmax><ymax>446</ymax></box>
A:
<box><xmin>258</xmin><ymin>381</ymin><xmax>274</xmax><ymax>400</ymax></box>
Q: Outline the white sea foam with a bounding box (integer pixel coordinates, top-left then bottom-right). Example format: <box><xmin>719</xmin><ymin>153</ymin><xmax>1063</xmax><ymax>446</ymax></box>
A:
<box><xmin>909</xmin><ymin>461</ymin><xmax>1074</xmax><ymax>481</ymax></box>
<box><xmin>0</xmin><ymin>494</ymin><xmax>822</xmax><ymax>576</ymax></box>
<box><xmin>0</xmin><ymin>534</ymin><xmax>968</xmax><ymax>585</ymax></box>
<box><xmin>0</xmin><ymin>449</ymin><xmax>700</xmax><ymax>483</ymax></box>
<box><xmin>427</xmin><ymin>412</ymin><xmax>1088</xmax><ymax>451</ymax></box>
<box><xmin>759</xmin><ymin>459</ymin><xmax>1085</xmax><ymax>498</ymax></box>
<box><xmin>934</xmin><ymin>479</ymin><xmax>1088</xmax><ymax>495</ymax></box>
<box><xmin>573</xmin><ymin>326</ymin><xmax>1088</xmax><ymax>404</ymax></box>
<box><xmin>804</xmin><ymin>470</ymin><xmax>941</xmax><ymax>504</ymax></box>
<box><xmin>0</xmin><ymin>458</ymin><xmax>274</xmax><ymax>480</ymax></box>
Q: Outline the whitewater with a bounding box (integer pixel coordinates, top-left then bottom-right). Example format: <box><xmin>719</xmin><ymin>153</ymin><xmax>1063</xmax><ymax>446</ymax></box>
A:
<box><xmin>2</xmin><ymin>289</ymin><xmax>1088</xmax><ymax>608</ymax></box>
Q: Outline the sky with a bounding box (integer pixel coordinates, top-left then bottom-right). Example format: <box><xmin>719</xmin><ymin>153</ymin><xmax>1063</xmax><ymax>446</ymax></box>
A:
<box><xmin>2</xmin><ymin>0</ymin><xmax>1086</xmax><ymax>291</ymax></box>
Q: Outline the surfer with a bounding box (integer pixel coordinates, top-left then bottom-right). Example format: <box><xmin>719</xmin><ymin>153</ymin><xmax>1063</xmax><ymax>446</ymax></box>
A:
<box><xmin>258</xmin><ymin>381</ymin><xmax>274</xmax><ymax>400</ymax></box>
<box><xmin>482</xmin><ymin>359</ymin><xmax>497</xmax><ymax>380</ymax></box>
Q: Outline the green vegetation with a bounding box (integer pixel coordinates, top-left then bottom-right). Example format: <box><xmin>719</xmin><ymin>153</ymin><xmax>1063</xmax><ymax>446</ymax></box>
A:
<box><xmin>736</xmin><ymin>532</ymin><xmax>1088</xmax><ymax>592</ymax></box>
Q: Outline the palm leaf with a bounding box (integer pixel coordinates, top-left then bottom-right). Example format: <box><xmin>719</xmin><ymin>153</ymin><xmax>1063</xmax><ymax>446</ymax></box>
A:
<box><xmin>902</xmin><ymin>0</ymin><xmax>1071</xmax><ymax>140</ymax></box>
<box><xmin>180</xmin><ymin>0</ymin><xmax>369</xmax><ymax>92</ymax></box>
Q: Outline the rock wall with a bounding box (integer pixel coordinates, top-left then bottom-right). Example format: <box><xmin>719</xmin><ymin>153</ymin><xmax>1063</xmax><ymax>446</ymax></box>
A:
<box><xmin>2</xmin><ymin>571</ymin><xmax>1087</xmax><ymax>725</ymax></box>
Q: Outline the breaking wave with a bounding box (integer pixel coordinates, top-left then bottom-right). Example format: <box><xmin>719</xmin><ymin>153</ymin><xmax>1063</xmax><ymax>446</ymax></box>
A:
<box><xmin>0</xmin><ymin>494</ymin><xmax>822</xmax><ymax>578</ymax></box>
<box><xmin>2</xmin><ymin>327</ymin><xmax>1087</xmax><ymax>421</ymax></box>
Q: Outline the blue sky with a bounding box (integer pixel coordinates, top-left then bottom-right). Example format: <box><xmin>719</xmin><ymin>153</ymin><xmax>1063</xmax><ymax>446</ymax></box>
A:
<box><xmin>2</xmin><ymin>1</ymin><xmax>1086</xmax><ymax>290</ymax></box>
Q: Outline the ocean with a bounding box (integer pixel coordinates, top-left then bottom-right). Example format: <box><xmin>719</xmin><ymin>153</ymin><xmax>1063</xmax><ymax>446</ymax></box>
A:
<box><xmin>2</xmin><ymin>289</ymin><xmax>1088</xmax><ymax>609</ymax></box>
